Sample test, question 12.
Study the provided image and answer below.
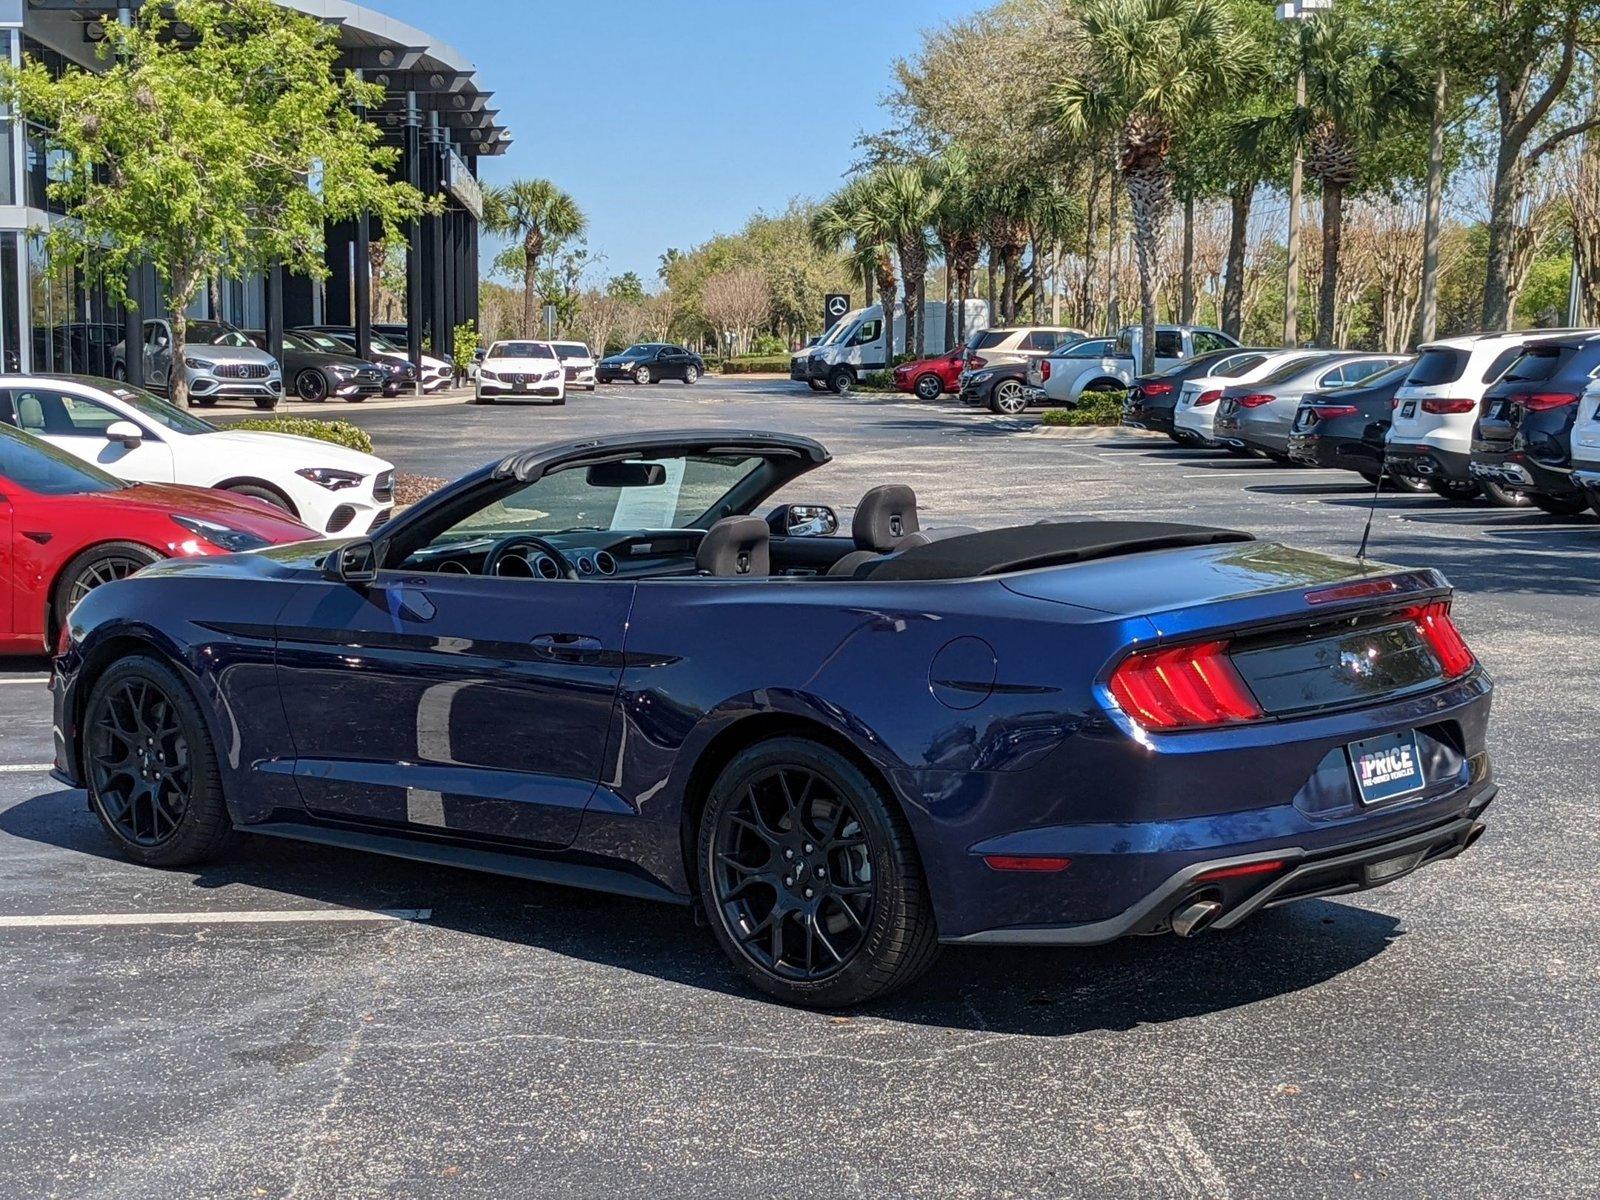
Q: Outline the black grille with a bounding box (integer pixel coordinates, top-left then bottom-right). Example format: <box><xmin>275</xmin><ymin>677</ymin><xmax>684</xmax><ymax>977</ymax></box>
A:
<box><xmin>369</xmin><ymin>508</ymin><xmax>393</xmax><ymax>531</ymax></box>
<box><xmin>373</xmin><ymin>470</ymin><xmax>394</xmax><ymax>503</ymax></box>
<box><xmin>326</xmin><ymin>504</ymin><xmax>357</xmax><ymax>533</ymax></box>
<box><xmin>214</xmin><ymin>363</ymin><xmax>271</xmax><ymax>379</ymax></box>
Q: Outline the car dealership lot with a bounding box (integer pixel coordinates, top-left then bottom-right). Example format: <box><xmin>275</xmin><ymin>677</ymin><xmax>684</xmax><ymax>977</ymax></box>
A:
<box><xmin>3</xmin><ymin>377</ymin><xmax>1596</xmax><ymax>1199</ymax></box>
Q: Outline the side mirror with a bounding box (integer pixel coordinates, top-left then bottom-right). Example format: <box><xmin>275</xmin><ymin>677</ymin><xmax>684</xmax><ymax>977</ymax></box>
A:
<box><xmin>769</xmin><ymin>503</ymin><xmax>839</xmax><ymax>538</ymax></box>
<box><xmin>104</xmin><ymin>420</ymin><xmax>143</xmax><ymax>449</ymax></box>
<box><xmin>323</xmin><ymin>539</ymin><xmax>378</xmax><ymax>585</ymax></box>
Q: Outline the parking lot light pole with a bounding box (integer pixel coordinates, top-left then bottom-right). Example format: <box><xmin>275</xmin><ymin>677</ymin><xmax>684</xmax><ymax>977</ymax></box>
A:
<box><xmin>404</xmin><ymin>91</ymin><xmax>424</xmax><ymax>395</ymax></box>
<box><xmin>1277</xmin><ymin>0</ymin><xmax>1331</xmax><ymax>349</ymax></box>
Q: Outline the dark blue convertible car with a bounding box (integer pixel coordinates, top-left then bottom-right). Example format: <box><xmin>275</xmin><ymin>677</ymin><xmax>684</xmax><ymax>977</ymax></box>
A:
<box><xmin>51</xmin><ymin>430</ymin><xmax>1497</xmax><ymax>1007</ymax></box>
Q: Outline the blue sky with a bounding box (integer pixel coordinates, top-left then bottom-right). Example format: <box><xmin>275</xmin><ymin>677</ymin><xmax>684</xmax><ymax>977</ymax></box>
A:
<box><xmin>375</xmin><ymin>0</ymin><xmax>974</xmax><ymax>284</ymax></box>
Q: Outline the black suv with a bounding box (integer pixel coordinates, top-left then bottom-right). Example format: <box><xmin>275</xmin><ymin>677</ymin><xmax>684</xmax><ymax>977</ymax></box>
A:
<box><xmin>1287</xmin><ymin>358</ymin><xmax>1427</xmax><ymax>489</ymax></box>
<box><xmin>1470</xmin><ymin>333</ymin><xmax>1600</xmax><ymax>518</ymax></box>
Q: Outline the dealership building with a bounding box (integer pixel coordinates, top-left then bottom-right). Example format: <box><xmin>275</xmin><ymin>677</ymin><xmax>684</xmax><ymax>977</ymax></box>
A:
<box><xmin>0</xmin><ymin>0</ymin><xmax>509</xmax><ymax>380</ymax></box>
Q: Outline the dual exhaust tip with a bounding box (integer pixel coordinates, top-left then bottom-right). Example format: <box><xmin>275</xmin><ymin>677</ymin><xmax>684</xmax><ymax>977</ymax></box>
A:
<box><xmin>1170</xmin><ymin>898</ymin><xmax>1223</xmax><ymax>938</ymax></box>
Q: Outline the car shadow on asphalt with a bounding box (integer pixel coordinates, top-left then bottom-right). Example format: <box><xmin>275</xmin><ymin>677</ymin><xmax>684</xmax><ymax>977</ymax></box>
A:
<box><xmin>4</xmin><ymin>788</ymin><xmax>1402</xmax><ymax>1036</ymax></box>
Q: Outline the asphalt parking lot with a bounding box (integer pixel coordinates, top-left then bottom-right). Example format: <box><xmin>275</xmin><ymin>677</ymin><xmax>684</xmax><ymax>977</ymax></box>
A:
<box><xmin>3</xmin><ymin>377</ymin><xmax>1596</xmax><ymax>1199</ymax></box>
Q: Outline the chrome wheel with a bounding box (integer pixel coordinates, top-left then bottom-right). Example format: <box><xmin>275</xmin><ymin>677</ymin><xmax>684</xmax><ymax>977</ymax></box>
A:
<box><xmin>711</xmin><ymin>765</ymin><xmax>877</xmax><ymax>983</ymax></box>
<box><xmin>684</xmin><ymin>365</ymin><xmax>699</xmax><ymax>384</ymax></box>
<box><xmin>634</xmin><ymin>365</ymin><xmax>652</xmax><ymax>385</ymax></box>
<box><xmin>88</xmin><ymin>677</ymin><xmax>192</xmax><ymax>848</ymax></box>
<box><xmin>993</xmin><ymin>380</ymin><xmax>1027</xmax><ymax>415</ymax></box>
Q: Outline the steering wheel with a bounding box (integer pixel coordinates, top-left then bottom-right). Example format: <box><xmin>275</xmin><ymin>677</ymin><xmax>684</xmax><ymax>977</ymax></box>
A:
<box><xmin>482</xmin><ymin>535</ymin><xmax>579</xmax><ymax>581</ymax></box>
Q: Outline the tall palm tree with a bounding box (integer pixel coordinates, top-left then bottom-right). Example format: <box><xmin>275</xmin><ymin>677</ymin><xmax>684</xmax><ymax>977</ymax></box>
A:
<box><xmin>482</xmin><ymin>179</ymin><xmax>587</xmax><ymax>338</ymax></box>
<box><xmin>1025</xmin><ymin>182</ymin><xmax>1082</xmax><ymax>323</ymax></box>
<box><xmin>869</xmin><ymin>164</ymin><xmax>941</xmax><ymax>359</ymax></box>
<box><xmin>811</xmin><ymin>177</ymin><xmax>897</xmax><ymax>360</ymax></box>
<box><xmin>981</xmin><ymin>181</ymin><xmax>1032</xmax><ymax>324</ymax></box>
<box><xmin>1055</xmin><ymin>0</ymin><xmax>1243</xmax><ymax>373</ymax></box>
<box><xmin>1301</xmin><ymin>15</ymin><xmax>1430</xmax><ymax>347</ymax></box>
<box><xmin>931</xmin><ymin>149</ymin><xmax>985</xmax><ymax>347</ymax></box>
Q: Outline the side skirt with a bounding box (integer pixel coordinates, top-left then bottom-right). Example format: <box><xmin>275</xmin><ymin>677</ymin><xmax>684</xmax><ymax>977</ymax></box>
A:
<box><xmin>241</xmin><ymin>819</ymin><xmax>689</xmax><ymax>907</ymax></box>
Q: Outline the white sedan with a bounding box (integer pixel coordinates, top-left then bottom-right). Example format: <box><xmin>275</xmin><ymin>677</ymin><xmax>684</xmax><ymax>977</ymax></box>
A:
<box><xmin>0</xmin><ymin>375</ymin><xmax>395</xmax><ymax>535</ymax></box>
<box><xmin>474</xmin><ymin>341</ymin><xmax>567</xmax><ymax>404</ymax></box>
<box><xmin>1174</xmin><ymin>350</ymin><xmax>1324</xmax><ymax>448</ymax></box>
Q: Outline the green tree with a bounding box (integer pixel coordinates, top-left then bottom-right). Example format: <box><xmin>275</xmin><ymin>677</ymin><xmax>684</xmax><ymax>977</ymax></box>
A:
<box><xmin>483</xmin><ymin>179</ymin><xmax>587</xmax><ymax>338</ymax></box>
<box><xmin>607</xmin><ymin>271</ymin><xmax>646</xmax><ymax>302</ymax></box>
<box><xmin>1055</xmin><ymin>0</ymin><xmax>1245</xmax><ymax>372</ymax></box>
<box><xmin>811</xmin><ymin>177</ymin><xmax>898</xmax><ymax>360</ymax></box>
<box><xmin>2</xmin><ymin>0</ymin><xmax>425</xmax><ymax>407</ymax></box>
<box><xmin>931</xmin><ymin>148</ymin><xmax>986</xmax><ymax>345</ymax></box>
<box><xmin>869</xmin><ymin>163</ymin><xmax>941</xmax><ymax>357</ymax></box>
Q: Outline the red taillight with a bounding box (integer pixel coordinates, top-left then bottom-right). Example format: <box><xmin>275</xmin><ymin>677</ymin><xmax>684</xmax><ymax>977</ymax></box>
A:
<box><xmin>1237</xmin><ymin>392</ymin><xmax>1276</xmax><ymax>408</ymax></box>
<box><xmin>1144</xmin><ymin>381</ymin><xmax>1175</xmax><ymax>396</ymax></box>
<box><xmin>1305</xmin><ymin>579</ymin><xmax>1401</xmax><ymax>605</ymax></box>
<box><xmin>1515</xmin><ymin>392</ymin><xmax>1579</xmax><ymax>412</ymax></box>
<box><xmin>1039</xmin><ymin>360</ymin><xmax>1051</xmax><ymax>381</ymax></box>
<box><xmin>1408</xmin><ymin>600</ymin><xmax>1475</xmax><ymax>678</ymax></box>
<box><xmin>1194</xmin><ymin>389</ymin><xmax>1222</xmax><ymax>408</ymax></box>
<box><xmin>970</xmin><ymin>355</ymin><xmax>987</xmax><ymax>370</ymax></box>
<box><xmin>1310</xmin><ymin>404</ymin><xmax>1359</xmax><ymax>419</ymax></box>
<box><xmin>1195</xmin><ymin>859</ymin><xmax>1285</xmax><ymax>883</ymax></box>
<box><xmin>1107</xmin><ymin>639</ymin><xmax>1264</xmax><ymax>731</ymax></box>
<box><xmin>982</xmin><ymin>855</ymin><xmax>1072</xmax><ymax>873</ymax></box>
<box><xmin>1420</xmin><ymin>397</ymin><xmax>1475</xmax><ymax>414</ymax></box>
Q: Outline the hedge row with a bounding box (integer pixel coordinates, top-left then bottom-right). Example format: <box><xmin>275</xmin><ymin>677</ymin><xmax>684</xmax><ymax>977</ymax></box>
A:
<box><xmin>1039</xmin><ymin>391</ymin><xmax>1125</xmax><ymax>427</ymax></box>
<box><xmin>230</xmin><ymin>417</ymin><xmax>375</xmax><ymax>453</ymax></box>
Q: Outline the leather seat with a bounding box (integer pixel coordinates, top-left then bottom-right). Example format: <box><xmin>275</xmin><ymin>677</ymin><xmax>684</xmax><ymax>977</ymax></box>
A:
<box><xmin>696</xmin><ymin>515</ymin><xmax>770</xmax><ymax>577</ymax></box>
<box><xmin>828</xmin><ymin>485</ymin><xmax>920</xmax><ymax>576</ymax></box>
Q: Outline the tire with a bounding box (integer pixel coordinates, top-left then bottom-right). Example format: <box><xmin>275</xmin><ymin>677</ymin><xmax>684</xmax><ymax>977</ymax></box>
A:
<box><xmin>83</xmin><ymin>655</ymin><xmax>232</xmax><ymax>868</ymax></box>
<box><xmin>1224</xmin><ymin>444</ymin><xmax>1257</xmax><ymax>458</ymax></box>
<box><xmin>913</xmin><ymin>373</ymin><xmax>942</xmax><ymax>400</ymax></box>
<box><xmin>988</xmin><ymin>379</ymin><xmax>1028</xmax><ymax>415</ymax></box>
<box><xmin>53</xmin><ymin>542</ymin><xmax>163</xmax><ymax>635</ymax></box>
<box><xmin>1477</xmin><ymin>479</ymin><xmax>1529</xmax><ymax>507</ymax></box>
<box><xmin>194</xmin><ymin>397</ymin><xmax>218</xmax><ymax>408</ymax></box>
<box><xmin>1527</xmin><ymin>491</ymin><xmax>1591</xmax><ymax>517</ymax></box>
<box><xmin>1386</xmin><ymin>468</ymin><xmax>1432</xmax><ymax>494</ymax></box>
<box><xmin>472</xmin><ymin>393</ymin><xmax>491</xmax><ymax>404</ymax></box>
<box><xmin>1264</xmin><ymin>450</ymin><xmax>1295</xmax><ymax>465</ymax></box>
<box><xmin>808</xmin><ymin>380</ymin><xmax>827</xmax><ymax>392</ymax></box>
<box><xmin>1427</xmin><ymin>478</ymin><xmax>1480</xmax><ymax>502</ymax></box>
<box><xmin>294</xmin><ymin>370</ymin><xmax>329</xmax><ymax>402</ymax></box>
<box><xmin>552</xmin><ymin>396</ymin><xmax>566</xmax><ymax>406</ymax></box>
<box><xmin>684</xmin><ymin>365</ymin><xmax>699</xmax><ymax>385</ymax></box>
<box><xmin>1359</xmin><ymin>471</ymin><xmax>1384</xmax><ymax>487</ymax></box>
<box><xmin>112</xmin><ymin>364</ymin><xmax>126</xmax><ymax>382</ymax></box>
<box><xmin>223</xmin><ymin>483</ymin><xmax>295</xmax><ymax>514</ymax></box>
<box><xmin>827</xmin><ymin>367</ymin><xmax>855</xmax><ymax>395</ymax></box>
<box><xmin>634</xmin><ymin>365</ymin><xmax>653</xmax><ymax>385</ymax></box>
<box><xmin>252</xmin><ymin>397</ymin><xmax>277</xmax><ymax>411</ymax></box>
<box><xmin>698</xmin><ymin>737</ymin><xmax>939</xmax><ymax>1008</ymax></box>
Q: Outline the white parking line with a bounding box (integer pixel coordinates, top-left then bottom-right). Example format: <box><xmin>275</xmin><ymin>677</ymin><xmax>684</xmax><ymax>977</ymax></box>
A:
<box><xmin>0</xmin><ymin>763</ymin><xmax>53</xmax><ymax>774</ymax></box>
<box><xmin>0</xmin><ymin>677</ymin><xmax>49</xmax><ymax>685</ymax></box>
<box><xmin>0</xmin><ymin>907</ymin><xmax>432</xmax><ymax>928</ymax></box>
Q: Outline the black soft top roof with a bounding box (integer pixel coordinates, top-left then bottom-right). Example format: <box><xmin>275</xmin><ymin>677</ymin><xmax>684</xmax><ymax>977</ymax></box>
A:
<box><xmin>861</xmin><ymin>521</ymin><xmax>1254</xmax><ymax>581</ymax></box>
<box><xmin>491</xmin><ymin>430</ymin><xmax>829</xmax><ymax>483</ymax></box>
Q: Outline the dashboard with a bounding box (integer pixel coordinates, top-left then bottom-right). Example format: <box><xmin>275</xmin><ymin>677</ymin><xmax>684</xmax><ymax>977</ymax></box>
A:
<box><xmin>402</xmin><ymin>529</ymin><xmax>705</xmax><ymax>580</ymax></box>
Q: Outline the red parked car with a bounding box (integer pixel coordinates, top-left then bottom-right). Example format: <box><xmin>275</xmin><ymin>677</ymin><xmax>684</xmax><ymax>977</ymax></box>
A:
<box><xmin>0</xmin><ymin>423</ymin><xmax>313</xmax><ymax>654</ymax></box>
<box><xmin>892</xmin><ymin>348</ymin><xmax>967</xmax><ymax>400</ymax></box>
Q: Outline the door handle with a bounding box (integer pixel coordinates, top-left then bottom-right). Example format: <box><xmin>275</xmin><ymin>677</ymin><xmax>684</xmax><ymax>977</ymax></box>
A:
<box><xmin>530</xmin><ymin>632</ymin><xmax>604</xmax><ymax>658</ymax></box>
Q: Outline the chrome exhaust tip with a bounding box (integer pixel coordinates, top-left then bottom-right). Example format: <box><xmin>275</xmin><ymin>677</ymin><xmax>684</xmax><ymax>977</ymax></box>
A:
<box><xmin>1170</xmin><ymin>899</ymin><xmax>1224</xmax><ymax>938</ymax></box>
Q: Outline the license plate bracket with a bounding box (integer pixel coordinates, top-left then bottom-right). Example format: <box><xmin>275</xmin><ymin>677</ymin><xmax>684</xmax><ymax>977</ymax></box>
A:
<box><xmin>1400</xmin><ymin>400</ymin><xmax>1416</xmax><ymax>417</ymax></box>
<box><xmin>1347</xmin><ymin>730</ymin><xmax>1426</xmax><ymax>805</ymax></box>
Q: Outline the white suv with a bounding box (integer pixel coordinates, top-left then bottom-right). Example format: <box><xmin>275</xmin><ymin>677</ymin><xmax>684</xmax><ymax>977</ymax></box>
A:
<box><xmin>965</xmin><ymin>326</ymin><xmax>1087</xmax><ymax>370</ymax></box>
<box><xmin>1572</xmin><ymin>379</ymin><xmax>1600</xmax><ymax>515</ymax></box>
<box><xmin>1386</xmin><ymin>331</ymin><xmax>1567</xmax><ymax>505</ymax></box>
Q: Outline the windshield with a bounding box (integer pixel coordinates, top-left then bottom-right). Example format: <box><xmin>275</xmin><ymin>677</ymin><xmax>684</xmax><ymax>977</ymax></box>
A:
<box><xmin>617</xmin><ymin>344</ymin><xmax>659</xmax><ymax>359</ymax></box>
<box><xmin>489</xmin><ymin>342</ymin><xmax>555</xmax><ymax>360</ymax></box>
<box><xmin>105</xmin><ymin>384</ymin><xmax>217</xmax><ymax>434</ymax></box>
<box><xmin>0</xmin><ymin>424</ymin><xmax>126</xmax><ymax>494</ymax></box>
<box><xmin>1355</xmin><ymin>359</ymin><xmax>1416</xmax><ymax>390</ymax></box>
<box><xmin>288</xmin><ymin>330</ymin><xmax>353</xmax><ymax>354</ymax></box>
<box><xmin>553</xmin><ymin>343</ymin><xmax>591</xmax><ymax>360</ymax></box>
<box><xmin>432</xmin><ymin>453</ymin><xmax>767</xmax><ymax>543</ymax></box>
<box><xmin>186</xmin><ymin>320</ymin><xmax>251</xmax><ymax>348</ymax></box>
<box><xmin>1258</xmin><ymin>354</ymin><xmax>1344</xmax><ymax>386</ymax></box>
<box><xmin>817</xmin><ymin>319</ymin><xmax>858</xmax><ymax>349</ymax></box>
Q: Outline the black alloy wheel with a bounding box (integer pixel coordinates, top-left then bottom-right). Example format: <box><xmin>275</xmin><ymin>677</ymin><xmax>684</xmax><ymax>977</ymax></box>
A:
<box><xmin>700</xmin><ymin>738</ymin><xmax>939</xmax><ymax>1007</ymax></box>
<box><xmin>295</xmin><ymin>369</ymin><xmax>329</xmax><ymax>402</ymax></box>
<box><xmin>84</xmin><ymin>657</ymin><xmax>231</xmax><ymax>867</ymax></box>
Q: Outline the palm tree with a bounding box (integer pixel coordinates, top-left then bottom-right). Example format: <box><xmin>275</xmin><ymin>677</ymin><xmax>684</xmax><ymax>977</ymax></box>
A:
<box><xmin>869</xmin><ymin>164</ymin><xmax>941</xmax><ymax>359</ymax></box>
<box><xmin>482</xmin><ymin>179</ymin><xmax>587</xmax><ymax>338</ymax></box>
<box><xmin>1301</xmin><ymin>15</ymin><xmax>1430</xmax><ymax>347</ymax></box>
<box><xmin>811</xmin><ymin>177</ymin><xmax>897</xmax><ymax>359</ymax></box>
<box><xmin>981</xmin><ymin>181</ymin><xmax>1031</xmax><ymax>324</ymax></box>
<box><xmin>1025</xmin><ymin>182</ymin><xmax>1081</xmax><ymax>323</ymax></box>
<box><xmin>1055</xmin><ymin>0</ymin><xmax>1243</xmax><ymax>373</ymax></box>
<box><xmin>931</xmin><ymin>150</ymin><xmax>985</xmax><ymax>347</ymax></box>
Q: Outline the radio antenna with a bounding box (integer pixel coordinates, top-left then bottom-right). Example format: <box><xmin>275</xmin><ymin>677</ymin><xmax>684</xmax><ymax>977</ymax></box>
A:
<box><xmin>1355</xmin><ymin>464</ymin><xmax>1384</xmax><ymax>564</ymax></box>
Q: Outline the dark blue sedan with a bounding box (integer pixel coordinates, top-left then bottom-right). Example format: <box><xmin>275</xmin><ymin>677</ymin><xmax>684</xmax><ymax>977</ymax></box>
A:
<box><xmin>51</xmin><ymin>430</ymin><xmax>1497</xmax><ymax>1007</ymax></box>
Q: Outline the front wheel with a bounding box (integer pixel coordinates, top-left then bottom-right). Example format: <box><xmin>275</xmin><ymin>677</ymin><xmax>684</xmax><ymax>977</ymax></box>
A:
<box><xmin>827</xmin><ymin>367</ymin><xmax>855</xmax><ymax>395</ymax></box>
<box><xmin>914</xmin><ymin>373</ymin><xmax>942</xmax><ymax>400</ymax></box>
<box><xmin>808</xmin><ymin>380</ymin><xmax>827</xmax><ymax>392</ymax></box>
<box><xmin>294</xmin><ymin>370</ymin><xmax>329</xmax><ymax>402</ymax></box>
<box><xmin>252</xmin><ymin>397</ymin><xmax>277</xmax><ymax>411</ymax></box>
<box><xmin>83</xmin><ymin>655</ymin><xmax>232</xmax><ymax>868</ymax></box>
<box><xmin>989</xmin><ymin>379</ymin><xmax>1027</xmax><ymax>415</ymax></box>
<box><xmin>634</xmin><ymin>365</ymin><xmax>653</xmax><ymax>385</ymax></box>
<box><xmin>684</xmin><ymin>365</ymin><xmax>699</xmax><ymax>385</ymax></box>
<box><xmin>699</xmin><ymin>738</ymin><xmax>939</xmax><ymax>1008</ymax></box>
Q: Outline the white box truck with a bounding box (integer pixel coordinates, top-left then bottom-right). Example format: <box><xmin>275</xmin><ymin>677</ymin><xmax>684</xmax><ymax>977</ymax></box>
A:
<box><xmin>790</xmin><ymin>299</ymin><xmax>990</xmax><ymax>393</ymax></box>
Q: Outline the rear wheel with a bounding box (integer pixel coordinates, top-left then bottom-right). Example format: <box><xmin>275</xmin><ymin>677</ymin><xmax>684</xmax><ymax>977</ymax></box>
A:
<box><xmin>1478</xmin><ymin>479</ymin><xmax>1529</xmax><ymax>508</ymax></box>
<box><xmin>1527</xmin><ymin>492</ymin><xmax>1591</xmax><ymax>517</ymax></box>
<box><xmin>1264</xmin><ymin>450</ymin><xmax>1295</xmax><ymax>465</ymax></box>
<box><xmin>83</xmin><ymin>655</ymin><xmax>231</xmax><ymax>868</ymax></box>
<box><xmin>1427</xmin><ymin>478</ymin><xmax>1480</xmax><ymax>502</ymax></box>
<box><xmin>1386</xmin><ymin>467</ymin><xmax>1432</xmax><ymax>494</ymax></box>
<box><xmin>54</xmin><ymin>542</ymin><xmax>162</xmax><ymax>633</ymax></box>
<box><xmin>914</xmin><ymin>373</ymin><xmax>942</xmax><ymax>400</ymax></box>
<box><xmin>699</xmin><ymin>738</ymin><xmax>939</xmax><ymax>1008</ymax></box>
<box><xmin>989</xmin><ymin>379</ymin><xmax>1027</xmax><ymax>415</ymax></box>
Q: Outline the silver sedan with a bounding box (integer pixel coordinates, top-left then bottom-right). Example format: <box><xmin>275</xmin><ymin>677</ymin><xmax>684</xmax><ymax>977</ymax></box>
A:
<box><xmin>1213</xmin><ymin>353</ymin><xmax>1408</xmax><ymax>458</ymax></box>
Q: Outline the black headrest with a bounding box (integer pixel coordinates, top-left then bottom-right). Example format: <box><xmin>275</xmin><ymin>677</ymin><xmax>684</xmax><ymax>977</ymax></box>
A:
<box><xmin>696</xmin><ymin>516</ymin><xmax>770</xmax><ymax>577</ymax></box>
<box><xmin>852</xmin><ymin>484</ymin><xmax>920</xmax><ymax>552</ymax></box>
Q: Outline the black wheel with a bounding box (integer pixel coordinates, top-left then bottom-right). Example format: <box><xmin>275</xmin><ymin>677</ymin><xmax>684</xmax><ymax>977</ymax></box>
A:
<box><xmin>634</xmin><ymin>365</ymin><xmax>653</xmax><ymax>385</ymax></box>
<box><xmin>1264</xmin><ymin>450</ymin><xmax>1295</xmax><ymax>465</ymax></box>
<box><xmin>1527</xmin><ymin>491</ymin><xmax>1591</xmax><ymax>517</ymax></box>
<box><xmin>827</xmin><ymin>367</ymin><xmax>855</xmax><ymax>395</ymax></box>
<box><xmin>55</xmin><ymin>542</ymin><xmax>161</xmax><ymax>632</ymax></box>
<box><xmin>808</xmin><ymin>380</ymin><xmax>827</xmax><ymax>392</ymax></box>
<box><xmin>112</xmin><ymin>363</ymin><xmax>127</xmax><ymax>382</ymax></box>
<box><xmin>252</xmin><ymin>397</ymin><xmax>277</xmax><ymax>411</ymax></box>
<box><xmin>1427</xmin><ymin>478</ymin><xmax>1480</xmax><ymax>502</ymax></box>
<box><xmin>684</xmin><ymin>365</ymin><xmax>700</xmax><ymax>385</ymax></box>
<box><xmin>294</xmin><ymin>370</ymin><xmax>329</xmax><ymax>402</ymax></box>
<box><xmin>1386</xmin><ymin>467</ymin><xmax>1432</xmax><ymax>494</ymax></box>
<box><xmin>914</xmin><ymin>373</ymin><xmax>942</xmax><ymax>400</ymax></box>
<box><xmin>1478</xmin><ymin>479</ymin><xmax>1529</xmax><ymax>507</ymax></box>
<box><xmin>1224</xmin><ymin>444</ymin><xmax>1256</xmax><ymax>458</ymax></box>
<box><xmin>83</xmin><ymin>655</ymin><xmax>231</xmax><ymax>867</ymax></box>
<box><xmin>1359</xmin><ymin>471</ymin><xmax>1383</xmax><ymax>487</ymax></box>
<box><xmin>699</xmin><ymin>738</ymin><xmax>939</xmax><ymax>1008</ymax></box>
<box><xmin>193</xmin><ymin>397</ymin><xmax>218</xmax><ymax>408</ymax></box>
<box><xmin>989</xmin><ymin>379</ymin><xmax>1027</xmax><ymax>415</ymax></box>
<box><xmin>552</xmin><ymin>396</ymin><xmax>567</xmax><ymax>406</ymax></box>
<box><xmin>223</xmin><ymin>482</ymin><xmax>295</xmax><ymax>515</ymax></box>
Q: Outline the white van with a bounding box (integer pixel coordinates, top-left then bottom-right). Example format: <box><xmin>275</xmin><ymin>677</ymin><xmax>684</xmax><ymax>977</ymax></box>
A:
<box><xmin>790</xmin><ymin>300</ymin><xmax>990</xmax><ymax>393</ymax></box>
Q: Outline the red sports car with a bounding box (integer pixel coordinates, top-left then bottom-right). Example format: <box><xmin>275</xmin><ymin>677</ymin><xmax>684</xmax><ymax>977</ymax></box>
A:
<box><xmin>892</xmin><ymin>348</ymin><xmax>967</xmax><ymax>400</ymax></box>
<box><xmin>0</xmin><ymin>423</ymin><xmax>313</xmax><ymax>654</ymax></box>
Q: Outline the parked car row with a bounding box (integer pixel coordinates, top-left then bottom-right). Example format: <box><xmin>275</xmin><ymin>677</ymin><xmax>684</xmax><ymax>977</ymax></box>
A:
<box><xmin>1123</xmin><ymin>329</ymin><xmax>1600</xmax><ymax>519</ymax></box>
